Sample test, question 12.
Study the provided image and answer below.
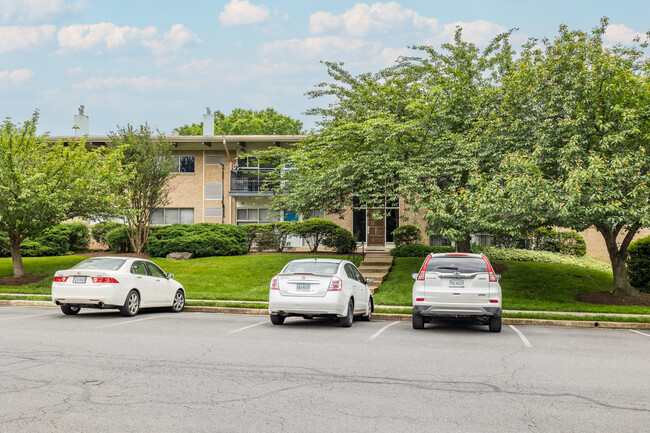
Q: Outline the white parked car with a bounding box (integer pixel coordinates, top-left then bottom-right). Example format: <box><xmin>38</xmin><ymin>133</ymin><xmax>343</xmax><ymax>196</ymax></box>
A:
<box><xmin>268</xmin><ymin>259</ymin><xmax>374</xmax><ymax>327</ymax></box>
<box><xmin>411</xmin><ymin>253</ymin><xmax>502</xmax><ymax>332</ymax></box>
<box><xmin>52</xmin><ymin>257</ymin><xmax>185</xmax><ymax>317</ymax></box>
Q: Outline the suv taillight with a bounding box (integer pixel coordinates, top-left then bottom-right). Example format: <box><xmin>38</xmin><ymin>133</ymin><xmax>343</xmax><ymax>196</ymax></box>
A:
<box><xmin>417</xmin><ymin>255</ymin><xmax>433</xmax><ymax>281</ymax></box>
<box><xmin>328</xmin><ymin>277</ymin><xmax>342</xmax><ymax>291</ymax></box>
<box><xmin>270</xmin><ymin>276</ymin><xmax>279</xmax><ymax>290</ymax></box>
<box><xmin>53</xmin><ymin>276</ymin><xmax>68</xmax><ymax>282</ymax></box>
<box><xmin>92</xmin><ymin>277</ymin><xmax>119</xmax><ymax>283</ymax></box>
<box><xmin>481</xmin><ymin>255</ymin><xmax>498</xmax><ymax>282</ymax></box>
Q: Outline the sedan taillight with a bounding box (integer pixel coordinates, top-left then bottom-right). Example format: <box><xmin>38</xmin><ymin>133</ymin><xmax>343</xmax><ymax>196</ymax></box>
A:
<box><xmin>328</xmin><ymin>277</ymin><xmax>342</xmax><ymax>291</ymax></box>
<box><xmin>270</xmin><ymin>276</ymin><xmax>279</xmax><ymax>290</ymax></box>
<box><xmin>53</xmin><ymin>276</ymin><xmax>68</xmax><ymax>282</ymax></box>
<box><xmin>91</xmin><ymin>277</ymin><xmax>119</xmax><ymax>283</ymax></box>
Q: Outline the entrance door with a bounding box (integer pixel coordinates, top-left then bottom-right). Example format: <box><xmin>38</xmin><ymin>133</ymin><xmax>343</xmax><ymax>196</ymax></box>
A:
<box><xmin>367</xmin><ymin>215</ymin><xmax>385</xmax><ymax>246</ymax></box>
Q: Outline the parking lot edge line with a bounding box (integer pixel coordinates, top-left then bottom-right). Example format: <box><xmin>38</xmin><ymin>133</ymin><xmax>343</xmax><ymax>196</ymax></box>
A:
<box><xmin>509</xmin><ymin>325</ymin><xmax>533</xmax><ymax>348</ymax></box>
<box><xmin>369</xmin><ymin>321</ymin><xmax>399</xmax><ymax>341</ymax></box>
<box><xmin>96</xmin><ymin>315</ymin><xmax>161</xmax><ymax>329</ymax></box>
<box><xmin>228</xmin><ymin>320</ymin><xmax>267</xmax><ymax>334</ymax></box>
<box><xmin>630</xmin><ymin>330</ymin><xmax>650</xmax><ymax>337</ymax></box>
<box><xmin>0</xmin><ymin>312</ymin><xmax>59</xmax><ymax>321</ymax></box>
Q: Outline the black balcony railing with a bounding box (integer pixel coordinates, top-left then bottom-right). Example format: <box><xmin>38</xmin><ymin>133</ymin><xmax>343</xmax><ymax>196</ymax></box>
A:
<box><xmin>230</xmin><ymin>170</ymin><xmax>277</xmax><ymax>194</ymax></box>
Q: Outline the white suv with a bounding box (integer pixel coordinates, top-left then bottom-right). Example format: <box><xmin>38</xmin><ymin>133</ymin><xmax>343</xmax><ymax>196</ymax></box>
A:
<box><xmin>411</xmin><ymin>253</ymin><xmax>502</xmax><ymax>332</ymax></box>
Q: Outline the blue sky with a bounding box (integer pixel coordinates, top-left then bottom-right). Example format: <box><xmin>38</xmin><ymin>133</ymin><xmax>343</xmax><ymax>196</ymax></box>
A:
<box><xmin>1</xmin><ymin>0</ymin><xmax>648</xmax><ymax>135</ymax></box>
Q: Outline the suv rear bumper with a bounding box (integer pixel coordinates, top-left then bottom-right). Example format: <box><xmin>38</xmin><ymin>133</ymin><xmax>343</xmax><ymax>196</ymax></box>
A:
<box><xmin>413</xmin><ymin>304</ymin><xmax>502</xmax><ymax>318</ymax></box>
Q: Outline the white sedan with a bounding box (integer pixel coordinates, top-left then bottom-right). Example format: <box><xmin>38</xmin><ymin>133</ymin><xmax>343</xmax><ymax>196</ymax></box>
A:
<box><xmin>52</xmin><ymin>257</ymin><xmax>185</xmax><ymax>316</ymax></box>
<box><xmin>268</xmin><ymin>258</ymin><xmax>374</xmax><ymax>327</ymax></box>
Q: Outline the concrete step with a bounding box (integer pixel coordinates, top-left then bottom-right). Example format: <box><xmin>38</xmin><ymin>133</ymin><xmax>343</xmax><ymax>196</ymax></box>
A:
<box><xmin>358</xmin><ymin>265</ymin><xmax>391</xmax><ymax>273</ymax></box>
<box><xmin>361</xmin><ymin>257</ymin><xmax>393</xmax><ymax>265</ymax></box>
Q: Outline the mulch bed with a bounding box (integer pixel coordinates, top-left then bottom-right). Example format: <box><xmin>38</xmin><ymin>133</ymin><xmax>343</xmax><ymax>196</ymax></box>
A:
<box><xmin>0</xmin><ymin>275</ymin><xmax>46</xmax><ymax>286</ymax></box>
<box><xmin>575</xmin><ymin>291</ymin><xmax>650</xmax><ymax>307</ymax></box>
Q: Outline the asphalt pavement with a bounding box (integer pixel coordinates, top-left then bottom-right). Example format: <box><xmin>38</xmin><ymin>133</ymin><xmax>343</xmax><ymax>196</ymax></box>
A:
<box><xmin>1</xmin><ymin>306</ymin><xmax>648</xmax><ymax>432</ymax></box>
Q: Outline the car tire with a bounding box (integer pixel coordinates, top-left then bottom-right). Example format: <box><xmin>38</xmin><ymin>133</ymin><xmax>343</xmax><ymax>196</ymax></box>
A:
<box><xmin>489</xmin><ymin>315</ymin><xmax>502</xmax><ymax>333</ymax></box>
<box><xmin>339</xmin><ymin>299</ymin><xmax>354</xmax><ymax>328</ymax></box>
<box><xmin>61</xmin><ymin>305</ymin><xmax>80</xmax><ymax>315</ymax></box>
<box><xmin>270</xmin><ymin>314</ymin><xmax>285</xmax><ymax>325</ymax></box>
<box><xmin>412</xmin><ymin>312</ymin><xmax>425</xmax><ymax>329</ymax></box>
<box><xmin>170</xmin><ymin>289</ymin><xmax>185</xmax><ymax>313</ymax></box>
<box><xmin>360</xmin><ymin>297</ymin><xmax>373</xmax><ymax>321</ymax></box>
<box><xmin>120</xmin><ymin>290</ymin><xmax>140</xmax><ymax>317</ymax></box>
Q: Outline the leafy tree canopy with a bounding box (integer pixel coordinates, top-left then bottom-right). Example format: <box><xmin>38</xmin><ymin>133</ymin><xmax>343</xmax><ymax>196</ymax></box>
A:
<box><xmin>175</xmin><ymin>108</ymin><xmax>304</xmax><ymax>135</ymax></box>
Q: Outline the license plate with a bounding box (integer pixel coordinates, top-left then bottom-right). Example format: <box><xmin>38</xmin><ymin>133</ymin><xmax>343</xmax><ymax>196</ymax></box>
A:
<box><xmin>449</xmin><ymin>279</ymin><xmax>464</xmax><ymax>287</ymax></box>
<box><xmin>73</xmin><ymin>276</ymin><xmax>87</xmax><ymax>284</ymax></box>
<box><xmin>296</xmin><ymin>283</ymin><xmax>310</xmax><ymax>291</ymax></box>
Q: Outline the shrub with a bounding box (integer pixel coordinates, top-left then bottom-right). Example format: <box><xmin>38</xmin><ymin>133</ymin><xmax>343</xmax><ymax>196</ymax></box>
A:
<box><xmin>105</xmin><ymin>226</ymin><xmax>133</xmax><ymax>253</ymax></box>
<box><xmin>533</xmin><ymin>227</ymin><xmax>586</xmax><ymax>256</ymax></box>
<box><xmin>243</xmin><ymin>224</ymin><xmax>263</xmax><ymax>252</ymax></box>
<box><xmin>20</xmin><ymin>241</ymin><xmax>59</xmax><ymax>257</ymax></box>
<box><xmin>323</xmin><ymin>227</ymin><xmax>357</xmax><ymax>254</ymax></box>
<box><xmin>145</xmin><ymin>223</ymin><xmax>247</xmax><ymax>257</ymax></box>
<box><xmin>628</xmin><ymin>236</ymin><xmax>650</xmax><ymax>293</ymax></box>
<box><xmin>390</xmin><ymin>244</ymin><xmax>455</xmax><ymax>257</ymax></box>
<box><xmin>292</xmin><ymin>218</ymin><xmax>339</xmax><ymax>252</ymax></box>
<box><xmin>391</xmin><ymin>225</ymin><xmax>422</xmax><ymax>247</ymax></box>
<box><xmin>29</xmin><ymin>226</ymin><xmax>70</xmax><ymax>256</ymax></box>
<box><xmin>477</xmin><ymin>247</ymin><xmax>611</xmax><ymax>273</ymax></box>
<box><xmin>92</xmin><ymin>222</ymin><xmax>123</xmax><ymax>246</ymax></box>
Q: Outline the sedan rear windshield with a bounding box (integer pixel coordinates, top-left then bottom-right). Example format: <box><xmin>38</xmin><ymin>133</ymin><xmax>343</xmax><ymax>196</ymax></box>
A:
<box><xmin>283</xmin><ymin>262</ymin><xmax>340</xmax><ymax>275</ymax></box>
<box><xmin>426</xmin><ymin>257</ymin><xmax>488</xmax><ymax>274</ymax></box>
<box><xmin>71</xmin><ymin>258</ymin><xmax>127</xmax><ymax>271</ymax></box>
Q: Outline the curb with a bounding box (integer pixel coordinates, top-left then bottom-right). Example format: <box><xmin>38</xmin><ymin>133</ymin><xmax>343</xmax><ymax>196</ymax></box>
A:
<box><xmin>2</xmin><ymin>300</ymin><xmax>650</xmax><ymax>330</ymax></box>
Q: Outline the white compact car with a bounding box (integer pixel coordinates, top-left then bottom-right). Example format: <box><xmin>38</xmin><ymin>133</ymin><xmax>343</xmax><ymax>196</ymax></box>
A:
<box><xmin>52</xmin><ymin>257</ymin><xmax>185</xmax><ymax>317</ymax></box>
<box><xmin>411</xmin><ymin>253</ymin><xmax>502</xmax><ymax>332</ymax></box>
<box><xmin>268</xmin><ymin>259</ymin><xmax>374</xmax><ymax>327</ymax></box>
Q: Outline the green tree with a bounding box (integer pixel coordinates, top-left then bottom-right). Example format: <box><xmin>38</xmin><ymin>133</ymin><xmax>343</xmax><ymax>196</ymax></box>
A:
<box><xmin>108</xmin><ymin>124</ymin><xmax>176</xmax><ymax>253</ymax></box>
<box><xmin>175</xmin><ymin>108</ymin><xmax>303</xmax><ymax>135</ymax></box>
<box><xmin>0</xmin><ymin>111</ymin><xmax>127</xmax><ymax>277</ymax></box>
<box><xmin>476</xmin><ymin>19</ymin><xmax>650</xmax><ymax>295</ymax></box>
<box><xmin>266</xmin><ymin>29</ymin><xmax>514</xmax><ymax>252</ymax></box>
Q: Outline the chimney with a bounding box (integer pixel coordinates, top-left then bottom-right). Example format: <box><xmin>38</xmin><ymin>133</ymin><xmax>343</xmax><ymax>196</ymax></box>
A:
<box><xmin>203</xmin><ymin>107</ymin><xmax>214</xmax><ymax>136</ymax></box>
<box><xmin>73</xmin><ymin>105</ymin><xmax>89</xmax><ymax>136</ymax></box>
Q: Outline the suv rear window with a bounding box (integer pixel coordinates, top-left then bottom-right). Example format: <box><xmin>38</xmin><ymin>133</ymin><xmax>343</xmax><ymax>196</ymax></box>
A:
<box><xmin>283</xmin><ymin>261</ymin><xmax>340</xmax><ymax>275</ymax></box>
<box><xmin>426</xmin><ymin>257</ymin><xmax>488</xmax><ymax>274</ymax></box>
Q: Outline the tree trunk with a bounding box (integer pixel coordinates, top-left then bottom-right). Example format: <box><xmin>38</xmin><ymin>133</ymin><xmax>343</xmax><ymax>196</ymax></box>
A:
<box><xmin>455</xmin><ymin>234</ymin><xmax>472</xmax><ymax>253</ymax></box>
<box><xmin>598</xmin><ymin>224</ymin><xmax>640</xmax><ymax>297</ymax></box>
<box><xmin>10</xmin><ymin>235</ymin><xmax>25</xmax><ymax>278</ymax></box>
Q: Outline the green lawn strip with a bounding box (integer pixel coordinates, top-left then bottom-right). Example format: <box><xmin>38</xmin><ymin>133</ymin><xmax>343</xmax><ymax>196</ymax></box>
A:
<box><xmin>0</xmin><ymin>255</ymin><xmax>89</xmax><ymax>294</ymax></box>
<box><xmin>373</xmin><ymin>257</ymin><xmax>650</xmax><ymax>315</ymax></box>
<box><xmin>0</xmin><ymin>295</ymin><xmax>51</xmax><ymax>301</ymax></box>
<box><xmin>186</xmin><ymin>301</ymin><xmax>268</xmax><ymax>309</ymax></box>
<box><xmin>503</xmin><ymin>312</ymin><xmax>650</xmax><ymax>323</ymax></box>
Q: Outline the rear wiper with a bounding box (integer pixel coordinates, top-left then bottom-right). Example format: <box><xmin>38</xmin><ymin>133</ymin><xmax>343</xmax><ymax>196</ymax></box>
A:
<box><xmin>437</xmin><ymin>266</ymin><xmax>458</xmax><ymax>271</ymax></box>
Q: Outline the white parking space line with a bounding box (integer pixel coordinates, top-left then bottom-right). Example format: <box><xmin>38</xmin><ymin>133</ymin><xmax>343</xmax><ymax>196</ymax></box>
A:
<box><xmin>509</xmin><ymin>325</ymin><xmax>532</xmax><ymax>348</ymax></box>
<box><xmin>630</xmin><ymin>330</ymin><xmax>650</xmax><ymax>337</ymax></box>
<box><xmin>96</xmin><ymin>316</ymin><xmax>161</xmax><ymax>329</ymax></box>
<box><xmin>368</xmin><ymin>321</ymin><xmax>399</xmax><ymax>341</ymax></box>
<box><xmin>0</xmin><ymin>312</ymin><xmax>58</xmax><ymax>321</ymax></box>
<box><xmin>228</xmin><ymin>320</ymin><xmax>267</xmax><ymax>334</ymax></box>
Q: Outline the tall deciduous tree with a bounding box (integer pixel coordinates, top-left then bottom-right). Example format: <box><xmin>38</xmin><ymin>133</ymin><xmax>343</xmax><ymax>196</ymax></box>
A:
<box><xmin>175</xmin><ymin>108</ymin><xmax>303</xmax><ymax>135</ymax></box>
<box><xmin>108</xmin><ymin>125</ymin><xmax>175</xmax><ymax>253</ymax></box>
<box><xmin>477</xmin><ymin>19</ymin><xmax>650</xmax><ymax>295</ymax></box>
<box><xmin>0</xmin><ymin>111</ymin><xmax>127</xmax><ymax>277</ymax></box>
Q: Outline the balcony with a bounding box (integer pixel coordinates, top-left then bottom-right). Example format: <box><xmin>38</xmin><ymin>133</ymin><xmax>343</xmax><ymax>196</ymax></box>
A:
<box><xmin>229</xmin><ymin>170</ymin><xmax>277</xmax><ymax>196</ymax></box>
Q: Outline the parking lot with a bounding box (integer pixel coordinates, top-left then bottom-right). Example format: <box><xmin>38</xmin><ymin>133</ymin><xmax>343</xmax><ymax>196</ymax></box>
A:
<box><xmin>1</xmin><ymin>306</ymin><xmax>648</xmax><ymax>432</ymax></box>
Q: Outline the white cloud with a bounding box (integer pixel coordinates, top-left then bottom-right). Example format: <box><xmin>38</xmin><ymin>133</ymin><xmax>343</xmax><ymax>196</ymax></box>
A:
<box><xmin>0</xmin><ymin>68</ymin><xmax>34</xmax><ymax>83</ymax></box>
<box><xmin>310</xmin><ymin>2</ymin><xmax>439</xmax><ymax>37</ymax></box>
<box><xmin>219</xmin><ymin>0</ymin><xmax>269</xmax><ymax>27</ymax></box>
<box><xmin>67</xmin><ymin>66</ymin><xmax>82</xmax><ymax>73</ymax></box>
<box><xmin>73</xmin><ymin>76</ymin><xmax>171</xmax><ymax>91</ymax></box>
<box><xmin>262</xmin><ymin>35</ymin><xmax>381</xmax><ymax>59</ymax></box>
<box><xmin>0</xmin><ymin>0</ymin><xmax>87</xmax><ymax>23</ymax></box>
<box><xmin>57</xmin><ymin>23</ymin><xmax>200</xmax><ymax>55</ymax></box>
<box><xmin>142</xmin><ymin>24</ymin><xmax>201</xmax><ymax>55</ymax></box>
<box><xmin>0</xmin><ymin>25</ymin><xmax>55</xmax><ymax>52</ymax></box>
<box><xmin>375</xmin><ymin>46</ymin><xmax>410</xmax><ymax>65</ymax></box>
<box><xmin>604</xmin><ymin>23</ymin><xmax>648</xmax><ymax>45</ymax></box>
<box><xmin>425</xmin><ymin>20</ymin><xmax>508</xmax><ymax>46</ymax></box>
<box><xmin>176</xmin><ymin>58</ymin><xmax>217</xmax><ymax>75</ymax></box>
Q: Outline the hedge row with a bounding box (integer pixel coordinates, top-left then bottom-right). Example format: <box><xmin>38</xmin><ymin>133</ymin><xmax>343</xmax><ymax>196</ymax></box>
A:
<box><xmin>0</xmin><ymin>223</ymin><xmax>90</xmax><ymax>257</ymax></box>
<box><xmin>390</xmin><ymin>244</ymin><xmax>454</xmax><ymax>257</ymax></box>
<box><xmin>628</xmin><ymin>236</ymin><xmax>650</xmax><ymax>294</ymax></box>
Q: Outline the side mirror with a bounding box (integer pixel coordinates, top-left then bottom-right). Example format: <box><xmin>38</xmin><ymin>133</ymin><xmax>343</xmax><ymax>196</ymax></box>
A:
<box><xmin>411</xmin><ymin>273</ymin><xmax>418</xmax><ymax>280</ymax></box>
<box><xmin>167</xmin><ymin>273</ymin><xmax>174</xmax><ymax>280</ymax></box>
<box><xmin>496</xmin><ymin>274</ymin><xmax>501</xmax><ymax>281</ymax></box>
<box><xmin>365</xmin><ymin>278</ymin><xmax>374</xmax><ymax>284</ymax></box>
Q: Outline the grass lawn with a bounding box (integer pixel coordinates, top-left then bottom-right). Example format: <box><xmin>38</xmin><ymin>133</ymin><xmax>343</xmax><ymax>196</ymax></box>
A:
<box><xmin>373</xmin><ymin>257</ymin><xmax>650</xmax><ymax>315</ymax></box>
<box><xmin>0</xmin><ymin>254</ymin><xmax>348</xmax><ymax>302</ymax></box>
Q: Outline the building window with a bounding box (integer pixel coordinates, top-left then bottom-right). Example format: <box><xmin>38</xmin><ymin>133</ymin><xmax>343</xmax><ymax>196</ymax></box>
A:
<box><xmin>205</xmin><ymin>182</ymin><xmax>223</xmax><ymax>200</ymax></box>
<box><xmin>151</xmin><ymin>208</ymin><xmax>194</xmax><ymax>225</ymax></box>
<box><xmin>205</xmin><ymin>154</ymin><xmax>223</xmax><ymax>165</ymax></box>
<box><xmin>429</xmin><ymin>234</ymin><xmax>452</xmax><ymax>247</ymax></box>
<box><xmin>171</xmin><ymin>156</ymin><xmax>195</xmax><ymax>173</ymax></box>
<box><xmin>205</xmin><ymin>207</ymin><xmax>223</xmax><ymax>218</ymax></box>
<box><xmin>386</xmin><ymin>209</ymin><xmax>399</xmax><ymax>242</ymax></box>
<box><xmin>305</xmin><ymin>210</ymin><xmax>325</xmax><ymax>219</ymax></box>
<box><xmin>471</xmin><ymin>233</ymin><xmax>494</xmax><ymax>247</ymax></box>
<box><xmin>236</xmin><ymin>208</ymin><xmax>282</xmax><ymax>225</ymax></box>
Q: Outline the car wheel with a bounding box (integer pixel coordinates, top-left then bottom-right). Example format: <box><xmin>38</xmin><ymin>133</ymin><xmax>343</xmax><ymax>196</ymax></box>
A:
<box><xmin>120</xmin><ymin>290</ymin><xmax>140</xmax><ymax>317</ymax></box>
<box><xmin>412</xmin><ymin>312</ymin><xmax>425</xmax><ymax>329</ymax></box>
<box><xmin>61</xmin><ymin>305</ymin><xmax>80</xmax><ymax>315</ymax></box>
<box><xmin>360</xmin><ymin>297</ymin><xmax>373</xmax><ymax>321</ymax></box>
<box><xmin>170</xmin><ymin>289</ymin><xmax>185</xmax><ymax>313</ymax></box>
<box><xmin>339</xmin><ymin>299</ymin><xmax>354</xmax><ymax>328</ymax></box>
<box><xmin>489</xmin><ymin>315</ymin><xmax>502</xmax><ymax>333</ymax></box>
<box><xmin>270</xmin><ymin>314</ymin><xmax>285</xmax><ymax>325</ymax></box>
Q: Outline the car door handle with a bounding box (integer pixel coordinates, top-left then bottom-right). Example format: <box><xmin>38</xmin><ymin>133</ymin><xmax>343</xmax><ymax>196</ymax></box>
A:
<box><xmin>136</xmin><ymin>276</ymin><xmax>142</xmax><ymax>279</ymax></box>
